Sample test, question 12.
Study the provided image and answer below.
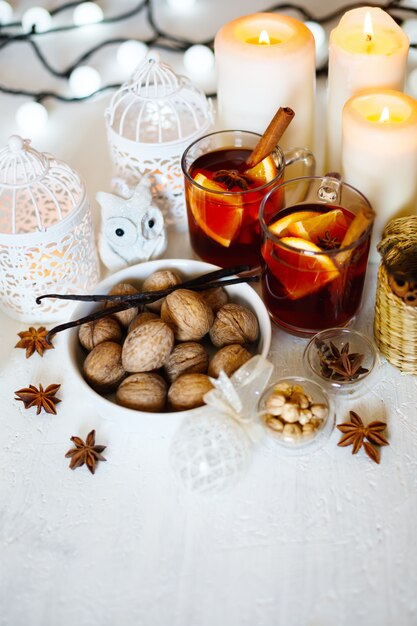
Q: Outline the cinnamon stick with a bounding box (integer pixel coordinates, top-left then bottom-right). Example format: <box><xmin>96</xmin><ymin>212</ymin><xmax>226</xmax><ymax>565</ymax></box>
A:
<box><xmin>245</xmin><ymin>107</ymin><xmax>295</xmax><ymax>169</ymax></box>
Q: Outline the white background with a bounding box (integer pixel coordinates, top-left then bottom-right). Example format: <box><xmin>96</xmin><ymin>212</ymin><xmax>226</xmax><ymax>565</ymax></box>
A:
<box><xmin>1</xmin><ymin>2</ymin><xmax>417</xmax><ymax>626</ymax></box>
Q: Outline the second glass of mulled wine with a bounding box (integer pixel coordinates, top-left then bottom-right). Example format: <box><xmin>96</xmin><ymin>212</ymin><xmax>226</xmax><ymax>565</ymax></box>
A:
<box><xmin>259</xmin><ymin>174</ymin><xmax>375</xmax><ymax>336</ymax></box>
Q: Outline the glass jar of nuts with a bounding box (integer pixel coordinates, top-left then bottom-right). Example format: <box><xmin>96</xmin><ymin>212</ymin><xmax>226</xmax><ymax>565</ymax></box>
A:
<box><xmin>258</xmin><ymin>376</ymin><xmax>335</xmax><ymax>455</ymax></box>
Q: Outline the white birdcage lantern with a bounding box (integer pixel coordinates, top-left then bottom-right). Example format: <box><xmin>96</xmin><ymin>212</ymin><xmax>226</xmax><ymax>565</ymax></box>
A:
<box><xmin>0</xmin><ymin>135</ymin><xmax>100</xmax><ymax>322</ymax></box>
<box><xmin>105</xmin><ymin>52</ymin><xmax>213</xmax><ymax>229</ymax></box>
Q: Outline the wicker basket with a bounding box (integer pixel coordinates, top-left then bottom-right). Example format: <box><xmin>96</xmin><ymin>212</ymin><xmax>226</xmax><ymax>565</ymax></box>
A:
<box><xmin>374</xmin><ymin>216</ymin><xmax>417</xmax><ymax>374</ymax></box>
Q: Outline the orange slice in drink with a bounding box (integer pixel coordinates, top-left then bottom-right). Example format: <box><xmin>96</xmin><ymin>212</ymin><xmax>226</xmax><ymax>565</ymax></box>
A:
<box><xmin>268</xmin><ymin>211</ymin><xmax>317</xmax><ymax>237</ymax></box>
<box><xmin>193</xmin><ymin>173</ymin><xmax>230</xmax><ymax>194</ymax></box>
<box><xmin>189</xmin><ymin>173</ymin><xmax>243</xmax><ymax>248</ymax></box>
<box><xmin>266</xmin><ymin>236</ymin><xmax>340</xmax><ymax>300</ymax></box>
<box><xmin>244</xmin><ymin>155</ymin><xmax>278</xmax><ymax>185</ymax></box>
<box><xmin>287</xmin><ymin>209</ymin><xmax>348</xmax><ymax>245</ymax></box>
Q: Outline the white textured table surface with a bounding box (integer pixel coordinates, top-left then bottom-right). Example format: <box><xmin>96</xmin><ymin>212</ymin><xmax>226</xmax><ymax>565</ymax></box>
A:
<box><xmin>1</xmin><ymin>2</ymin><xmax>417</xmax><ymax>626</ymax></box>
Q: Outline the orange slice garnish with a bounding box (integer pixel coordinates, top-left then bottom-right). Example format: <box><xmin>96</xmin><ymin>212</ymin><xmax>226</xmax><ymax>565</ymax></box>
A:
<box><xmin>268</xmin><ymin>211</ymin><xmax>318</xmax><ymax>237</ymax></box>
<box><xmin>189</xmin><ymin>173</ymin><xmax>243</xmax><ymax>248</ymax></box>
<box><xmin>244</xmin><ymin>155</ymin><xmax>278</xmax><ymax>185</ymax></box>
<box><xmin>193</xmin><ymin>173</ymin><xmax>230</xmax><ymax>195</ymax></box>
<box><xmin>264</xmin><ymin>236</ymin><xmax>340</xmax><ymax>300</ymax></box>
<box><xmin>287</xmin><ymin>209</ymin><xmax>349</xmax><ymax>244</ymax></box>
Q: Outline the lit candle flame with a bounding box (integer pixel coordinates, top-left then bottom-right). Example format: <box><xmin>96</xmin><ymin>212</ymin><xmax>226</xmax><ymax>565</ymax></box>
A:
<box><xmin>379</xmin><ymin>106</ymin><xmax>390</xmax><ymax>123</ymax></box>
<box><xmin>364</xmin><ymin>11</ymin><xmax>373</xmax><ymax>42</ymax></box>
<box><xmin>258</xmin><ymin>30</ymin><xmax>270</xmax><ymax>45</ymax></box>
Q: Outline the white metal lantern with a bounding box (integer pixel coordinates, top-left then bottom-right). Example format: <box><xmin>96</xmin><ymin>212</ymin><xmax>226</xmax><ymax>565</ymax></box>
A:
<box><xmin>0</xmin><ymin>135</ymin><xmax>100</xmax><ymax>322</ymax></box>
<box><xmin>105</xmin><ymin>52</ymin><xmax>213</xmax><ymax>229</ymax></box>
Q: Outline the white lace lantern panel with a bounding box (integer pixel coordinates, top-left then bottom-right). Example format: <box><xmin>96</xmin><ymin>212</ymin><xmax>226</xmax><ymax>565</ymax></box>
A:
<box><xmin>105</xmin><ymin>53</ymin><xmax>212</xmax><ymax>229</ymax></box>
<box><xmin>0</xmin><ymin>136</ymin><xmax>100</xmax><ymax>322</ymax></box>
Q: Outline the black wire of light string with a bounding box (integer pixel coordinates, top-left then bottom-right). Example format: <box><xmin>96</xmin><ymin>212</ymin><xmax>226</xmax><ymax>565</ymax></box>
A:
<box><xmin>0</xmin><ymin>0</ymin><xmax>415</xmax><ymax>104</ymax></box>
<box><xmin>0</xmin><ymin>0</ymin><xmax>149</xmax><ymax>32</ymax></box>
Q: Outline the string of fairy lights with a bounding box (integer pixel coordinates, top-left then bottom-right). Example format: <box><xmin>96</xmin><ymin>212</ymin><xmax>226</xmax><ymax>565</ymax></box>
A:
<box><xmin>1</xmin><ymin>0</ymin><xmax>417</xmax><ymax>134</ymax></box>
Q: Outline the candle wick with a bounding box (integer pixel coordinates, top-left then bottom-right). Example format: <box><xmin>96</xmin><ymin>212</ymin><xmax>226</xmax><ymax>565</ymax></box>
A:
<box><xmin>365</xmin><ymin>34</ymin><xmax>372</xmax><ymax>42</ymax></box>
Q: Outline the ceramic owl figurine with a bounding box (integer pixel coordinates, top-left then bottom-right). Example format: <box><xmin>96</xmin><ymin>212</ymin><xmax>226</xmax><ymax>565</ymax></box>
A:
<box><xmin>97</xmin><ymin>177</ymin><xmax>167</xmax><ymax>271</ymax></box>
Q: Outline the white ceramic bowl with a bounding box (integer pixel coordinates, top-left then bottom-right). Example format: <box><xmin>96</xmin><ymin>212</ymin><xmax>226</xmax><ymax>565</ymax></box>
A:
<box><xmin>64</xmin><ymin>259</ymin><xmax>272</xmax><ymax>427</ymax></box>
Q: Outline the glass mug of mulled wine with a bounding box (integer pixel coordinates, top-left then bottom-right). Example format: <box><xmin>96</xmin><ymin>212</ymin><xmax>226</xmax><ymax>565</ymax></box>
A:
<box><xmin>181</xmin><ymin>130</ymin><xmax>315</xmax><ymax>269</ymax></box>
<box><xmin>259</xmin><ymin>174</ymin><xmax>375</xmax><ymax>336</ymax></box>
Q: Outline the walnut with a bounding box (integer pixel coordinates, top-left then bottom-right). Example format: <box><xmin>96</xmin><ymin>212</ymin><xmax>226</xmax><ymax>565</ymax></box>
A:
<box><xmin>142</xmin><ymin>270</ymin><xmax>182</xmax><ymax>312</ymax></box>
<box><xmin>128</xmin><ymin>311</ymin><xmax>158</xmax><ymax>334</ymax></box>
<box><xmin>161</xmin><ymin>289</ymin><xmax>214</xmax><ymax>341</ymax></box>
<box><xmin>265</xmin><ymin>416</ymin><xmax>284</xmax><ymax>432</ymax></box>
<box><xmin>200</xmin><ymin>286</ymin><xmax>229</xmax><ymax>312</ymax></box>
<box><xmin>208</xmin><ymin>344</ymin><xmax>252</xmax><ymax>378</ymax></box>
<box><xmin>78</xmin><ymin>317</ymin><xmax>122</xmax><ymax>351</ymax></box>
<box><xmin>280</xmin><ymin>403</ymin><xmax>300</xmax><ymax>423</ymax></box>
<box><xmin>209</xmin><ymin>303</ymin><xmax>259</xmax><ymax>348</ymax></box>
<box><xmin>116</xmin><ymin>373</ymin><xmax>167</xmax><ymax>412</ymax></box>
<box><xmin>282</xmin><ymin>423</ymin><xmax>302</xmax><ymax>439</ymax></box>
<box><xmin>290</xmin><ymin>391</ymin><xmax>310</xmax><ymax>409</ymax></box>
<box><xmin>105</xmin><ymin>282</ymin><xmax>139</xmax><ymax>327</ymax></box>
<box><xmin>265</xmin><ymin>393</ymin><xmax>286</xmax><ymax>415</ymax></box>
<box><xmin>168</xmin><ymin>373</ymin><xmax>213</xmax><ymax>411</ymax></box>
<box><xmin>83</xmin><ymin>341</ymin><xmax>125</xmax><ymax>393</ymax></box>
<box><xmin>311</xmin><ymin>404</ymin><xmax>328</xmax><ymax>420</ymax></box>
<box><xmin>302</xmin><ymin>423</ymin><xmax>316</xmax><ymax>437</ymax></box>
<box><xmin>165</xmin><ymin>342</ymin><xmax>208</xmax><ymax>382</ymax></box>
<box><xmin>122</xmin><ymin>319</ymin><xmax>174</xmax><ymax>372</ymax></box>
<box><xmin>299</xmin><ymin>408</ymin><xmax>313</xmax><ymax>425</ymax></box>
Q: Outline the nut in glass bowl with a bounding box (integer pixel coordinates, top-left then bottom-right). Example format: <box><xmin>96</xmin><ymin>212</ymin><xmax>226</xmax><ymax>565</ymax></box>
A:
<box><xmin>258</xmin><ymin>376</ymin><xmax>335</xmax><ymax>455</ymax></box>
<box><xmin>303</xmin><ymin>328</ymin><xmax>378</xmax><ymax>397</ymax></box>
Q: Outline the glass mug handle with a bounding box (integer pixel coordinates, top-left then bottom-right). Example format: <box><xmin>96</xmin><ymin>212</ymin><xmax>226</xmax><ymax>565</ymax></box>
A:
<box><xmin>281</xmin><ymin>147</ymin><xmax>316</xmax><ymax>205</ymax></box>
<box><xmin>283</xmin><ymin>147</ymin><xmax>315</xmax><ymax>174</ymax></box>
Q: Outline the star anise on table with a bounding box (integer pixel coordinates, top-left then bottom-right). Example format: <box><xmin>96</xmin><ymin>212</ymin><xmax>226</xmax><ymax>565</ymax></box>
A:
<box><xmin>316</xmin><ymin>339</ymin><xmax>369</xmax><ymax>382</ymax></box>
<box><xmin>212</xmin><ymin>169</ymin><xmax>251</xmax><ymax>190</ymax></box>
<box><xmin>318</xmin><ymin>230</ymin><xmax>341</xmax><ymax>250</ymax></box>
<box><xmin>65</xmin><ymin>430</ymin><xmax>107</xmax><ymax>475</ymax></box>
<box><xmin>337</xmin><ymin>411</ymin><xmax>389</xmax><ymax>464</ymax></box>
<box><xmin>14</xmin><ymin>383</ymin><xmax>61</xmax><ymax>415</ymax></box>
<box><xmin>15</xmin><ymin>326</ymin><xmax>54</xmax><ymax>358</ymax></box>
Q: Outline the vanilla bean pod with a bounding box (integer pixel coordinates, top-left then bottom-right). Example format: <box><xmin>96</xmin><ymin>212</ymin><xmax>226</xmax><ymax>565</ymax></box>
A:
<box><xmin>45</xmin><ymin>270</ymin><xmax>259</xmax><ymax>342</ymax></box>
<box><xmin>46</xmin><ymin>300</ymin><xmax>137</xmax><ymax>343</ymax></box>
<box><xmin>36</xmin><ymin>265</ymin><xmax>251</xmax><ymax>306</ymax></box>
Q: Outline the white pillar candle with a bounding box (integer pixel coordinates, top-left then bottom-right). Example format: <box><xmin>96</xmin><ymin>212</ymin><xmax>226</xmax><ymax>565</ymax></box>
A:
<box><xmin>326</xmin><ymin>7</ymin><xmax>409</xmax><ymax>173</ymax></box>
<box><xmin>342</xmin><ymin>88</ymin><xmax>417</xmax><ymax>262</ymax></box>
<box><xmin>215</xmin><ymin>13</ymin><xmax>315</xmax><ymax>151</ymax></box>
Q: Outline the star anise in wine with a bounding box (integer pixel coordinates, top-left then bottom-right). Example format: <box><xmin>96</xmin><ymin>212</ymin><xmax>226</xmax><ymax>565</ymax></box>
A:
<box><xmin>318</xmin><ymin>230</ymin><xmax>341</xmax><ymax>250</ymax></box>
<box><xmin>337</xmin><ymin>411</ymin><xmax>389</xmax><ymax>464</ymax></box>
<box><xmin>15</xmin><ymin>326</ymin><xmax>54</xmax><ymax>358</ymax></box>
<box><xmin>14</xmin><ymin>383</ymin><xmax>61</xmax><ymax>415</ymax></box>
<box><xmin>65</xmin><ymin>429</ymin><xmax>107</xmax><ymax>475</ymax></box>
<box><xmin>316</xmin><ymin>339</ymin><xmax>369</xmax><ymax>382</ymax></box>
<box><xmin>212</xmin><ymin>169</ymin><xmax>251</xmax><ymax>190</ymax></box>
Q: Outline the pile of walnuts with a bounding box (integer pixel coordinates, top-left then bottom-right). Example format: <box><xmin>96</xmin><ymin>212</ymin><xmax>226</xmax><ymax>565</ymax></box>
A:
<box><xmin>79</xmin><ymin>269</ymin><xmax>259</xmax><ymax>413</ymax></box>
